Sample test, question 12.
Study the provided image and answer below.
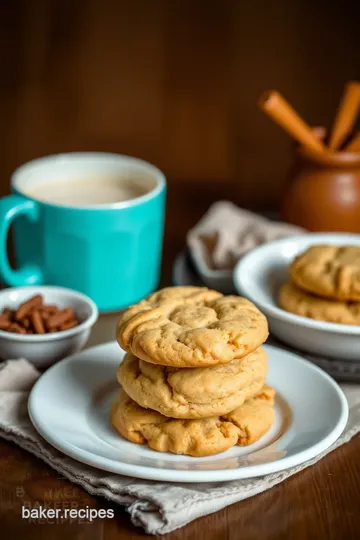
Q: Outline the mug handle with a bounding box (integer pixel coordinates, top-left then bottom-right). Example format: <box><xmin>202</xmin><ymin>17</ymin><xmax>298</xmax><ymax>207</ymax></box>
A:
<box><xmin>0</xmin><ymin>194</ymin><xmax>43</xmax><ymax>286</ymax></box>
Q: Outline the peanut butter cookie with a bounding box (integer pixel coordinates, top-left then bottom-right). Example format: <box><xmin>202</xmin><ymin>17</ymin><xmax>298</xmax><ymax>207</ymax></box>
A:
<box><xmin>117</xmin><ymin>347</ymin><xmax>267</xmax><ymax>418</ymax></box>
<box><xmin>278</xmin><ymin>281</ymin><xmax>360</xmax><ymax>325</ymax></box>
<box><xmin>290</xmin><ymin>245</ymin><xmax>360</xmax><ymax>301</ymax></box>
<box><xmin>116</xmin><ymin>286</ymin><xmax>268</xmax><ymax>367</ymax></box>
<box><xmin>110</xmin><ymin>386</ymin><xmax>275</xmax><ymax>457</ymax></box>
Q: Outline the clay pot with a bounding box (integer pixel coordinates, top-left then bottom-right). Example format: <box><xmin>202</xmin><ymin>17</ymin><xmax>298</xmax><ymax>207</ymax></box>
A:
<box><xmin>281</xmin><ymin>131</ymin><xmax>360</xmax><ymax>232</ymax></box>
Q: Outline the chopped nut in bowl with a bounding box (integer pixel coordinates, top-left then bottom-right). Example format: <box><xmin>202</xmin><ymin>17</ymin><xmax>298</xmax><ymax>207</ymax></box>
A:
<box><xmin>0</xmin><ymin>286</ymin><xmax>98</xmax><ymax>368</ymax></box>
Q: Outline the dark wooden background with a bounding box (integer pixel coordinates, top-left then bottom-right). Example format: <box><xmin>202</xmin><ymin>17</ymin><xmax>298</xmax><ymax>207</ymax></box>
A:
<box><xmin>1</xmin><ymin>0</ymin><xmax>359</xmax><ymax>212</ymax></box>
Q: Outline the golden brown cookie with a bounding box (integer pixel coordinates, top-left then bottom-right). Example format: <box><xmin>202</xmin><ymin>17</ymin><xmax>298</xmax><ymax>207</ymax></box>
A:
<box><xmin>290</xmin><ymin>245</ymin><xmax>360</xmax><ymax>301</ymax></box>
<box><xmin>117</xmin><ymin>347</ymin><xmax>268</xmax><ymax>418</ymax></box>
<box><xmin>110</xmin><ymin>386</ymin><xmax>275</xmax><ymax>457</ymax></box>
<box><xmin>116</xmin><ymin>286</ymin><xmax>269</xmax><ymax>367</ymax></box>
<box><xmin>278</xmin><ymin>281</ymin><xmax>360</xmax><ymax>325</ymax></box>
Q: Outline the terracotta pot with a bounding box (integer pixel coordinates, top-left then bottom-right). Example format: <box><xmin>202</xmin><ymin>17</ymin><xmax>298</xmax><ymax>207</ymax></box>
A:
<box><xmin>281</xmin><ymin>131</ymin><xmax>360</xmax><ymax>232</ymax></box>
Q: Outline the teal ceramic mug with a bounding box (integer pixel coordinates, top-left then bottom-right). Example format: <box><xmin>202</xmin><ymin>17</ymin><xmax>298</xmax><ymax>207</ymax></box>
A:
<box><xmin>0</xmin><ymin>153</ymin><xmax>166</xmax><ymax>311</ymax></box>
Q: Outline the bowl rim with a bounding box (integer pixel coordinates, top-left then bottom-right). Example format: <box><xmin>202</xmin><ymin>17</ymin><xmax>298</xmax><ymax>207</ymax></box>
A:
<box><xmin>0</xmin><ymin>286</ymin><xmax>98</xmax><ymax>342</ymax></box>
<box><xmin>233</xmin><ymin>232</ymin><xmax>360</xmax><ymax>336</ymax></box>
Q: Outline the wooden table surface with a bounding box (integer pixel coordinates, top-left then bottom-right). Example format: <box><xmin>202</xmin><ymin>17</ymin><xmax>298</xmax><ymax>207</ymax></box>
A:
<box><xmin>1</xmin><ymin>183</ymin><xmax>360</xmax><ymax>539</ymax></box>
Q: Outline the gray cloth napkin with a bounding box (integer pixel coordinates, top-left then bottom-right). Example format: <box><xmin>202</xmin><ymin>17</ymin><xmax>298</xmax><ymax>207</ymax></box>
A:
<box><xmin>0</xmin><ymin>359</ymin><xmax>360</xmax><ymax>535</ymax></box>
<box><xmin>187</xmin><ymin>201</ymin><xmax>305</xmax><ymax>271</ymax></box>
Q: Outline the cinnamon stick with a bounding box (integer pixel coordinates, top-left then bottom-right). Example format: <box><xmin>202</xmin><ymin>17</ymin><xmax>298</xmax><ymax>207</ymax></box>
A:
<box><xmin>259</xmin><ymin>90</ymin><xmax>327</xmax><ymax>154</ymax></box>
<box><xmin>46</xmin><ymin>308</ymin><xmax>74</xmax><ymax>330</ymax></box>
<box><xmin>30</xmin><ymin>311</ymin><xmax>46</xmax><ymax>334</ymax></box>
<box><xmin>329</xmin><ymin>81</ymin><xmax>360</xmax><ymax>151</ymax></box>
<box><xmin>15</xmin><ymin>294</ymin><xmax>43</xmax><ymax>321</ymax></box>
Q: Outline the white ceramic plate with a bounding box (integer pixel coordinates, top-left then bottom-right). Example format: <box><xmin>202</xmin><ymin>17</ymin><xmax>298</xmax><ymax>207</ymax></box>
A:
<box><xmin>28</xmin><ymin>341</ymin><xmax>348</xmax><ymax>483</ymax></box>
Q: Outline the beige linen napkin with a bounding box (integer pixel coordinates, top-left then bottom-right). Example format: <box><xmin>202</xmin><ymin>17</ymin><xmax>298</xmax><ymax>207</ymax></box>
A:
<box><xmin>187</xmin><ymin>201</ymin><xmax>305</xmax><ymax>271</ymax></box>
<box><xmin>1</xmin><ymin>359</ymin><xmax>359</xmax><ymax>536</ymax></box>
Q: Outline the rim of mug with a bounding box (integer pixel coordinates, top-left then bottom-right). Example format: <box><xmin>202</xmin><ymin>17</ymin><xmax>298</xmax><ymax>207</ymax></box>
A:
<box><xmin>10</xmin><ymin>152</ymin><xmax>166</xmax><ymax>211</ymax></box>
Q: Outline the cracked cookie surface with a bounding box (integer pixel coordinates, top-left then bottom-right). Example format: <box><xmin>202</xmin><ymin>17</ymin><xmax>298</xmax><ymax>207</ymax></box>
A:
<box><xmin>110</xmin><ymin>386</ymin><xmax>275</xmax><ymax>457</ymax></box>
<box><xmin>117</xmin><ymin>347</ymin><xmax>268</xmax><ymax>418</ymax></box>
<box><xmin>116</xmin><ymin>286</ymin><xmax>268</xmax><ymax>367</ymax></box>
<box><xmin>278</xmin><ymin>281</ymin><xmax>360</xmax><ymax>324</ymax></box>
<box><xmin>290</xmin><ymin>245</ymin><xmax>360</xmax><ymax>301</ymax></box>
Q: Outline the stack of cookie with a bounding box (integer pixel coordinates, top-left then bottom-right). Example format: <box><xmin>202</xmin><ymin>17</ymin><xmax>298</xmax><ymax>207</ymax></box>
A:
<box><xmin>279</xmin><ymin>245</ymin><xmax>360</xmax><ymax>325</ymax></box>
<box><xmin>111</xmin><ymin>286</ymin><xmax>275</xmax><ymax>457</ymax></box>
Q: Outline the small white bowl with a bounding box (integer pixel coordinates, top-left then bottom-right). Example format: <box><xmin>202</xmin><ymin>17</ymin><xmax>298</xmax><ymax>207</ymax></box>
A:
<box><xmin>0</xmin><ymin>286</ymin><xmax>98</xmax><ymax>368</ymax></box>
<box><xmin>234</xmin><ymin>233</ymin><xmax>360</xmax><ymax>360</ymax></box>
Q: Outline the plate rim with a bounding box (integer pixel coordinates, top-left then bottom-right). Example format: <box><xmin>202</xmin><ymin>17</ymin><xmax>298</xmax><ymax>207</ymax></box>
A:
<box><xmin>28</xmin><ymin>342</ymin><xmax>349</xmax><ymax>483</ymax></box>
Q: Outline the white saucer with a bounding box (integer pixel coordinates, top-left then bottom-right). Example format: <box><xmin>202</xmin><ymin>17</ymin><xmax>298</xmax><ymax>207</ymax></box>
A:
<box><xmin>28</xmin><ymin>342</ymin><xmax>348</xmax><ymax>483</ymax></box>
